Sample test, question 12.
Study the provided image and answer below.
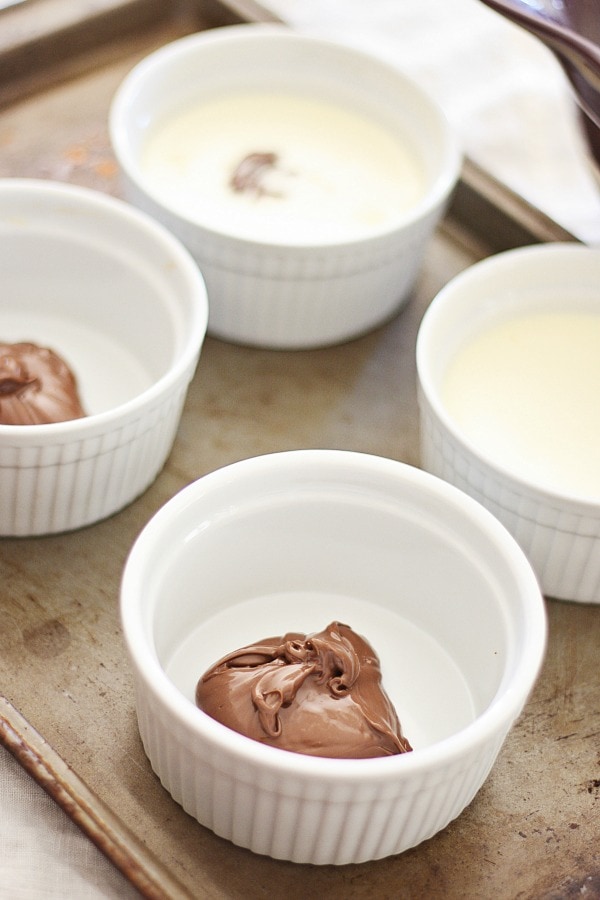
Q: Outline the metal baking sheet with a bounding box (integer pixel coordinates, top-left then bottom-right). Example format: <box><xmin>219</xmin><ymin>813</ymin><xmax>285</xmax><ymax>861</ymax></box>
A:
<box><xmin>0</xmin><ymin>2</ymin><xmax>598</xmax><ymax>898</ymax></box>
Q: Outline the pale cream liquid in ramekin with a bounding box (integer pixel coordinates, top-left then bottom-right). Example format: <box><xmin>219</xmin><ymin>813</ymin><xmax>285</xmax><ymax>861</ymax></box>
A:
<box><xmin>442</xmin><ymin>311</ymin><xmax>600</xmax><ymax>498</ymax></box>
<box><xmin>139</xmin><ymin>90</ymin><xmax>427</xmax><ymax>243</ymax></box>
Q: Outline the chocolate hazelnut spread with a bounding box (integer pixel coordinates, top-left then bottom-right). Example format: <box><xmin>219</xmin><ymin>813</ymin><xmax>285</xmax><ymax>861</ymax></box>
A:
<box><xmin>195</xmin><ymin>621</ymin><xmax>412</xmax><ymax>758</ymax></box>
<box><xmin>0</xmin><ymin>342</ymin><xmax>86</xmax><ymax>425</ymax></box>
<box><xmin>229</xmin><ymin>152</ymin><xmax>281</xmax><ymax>197</ymax></box>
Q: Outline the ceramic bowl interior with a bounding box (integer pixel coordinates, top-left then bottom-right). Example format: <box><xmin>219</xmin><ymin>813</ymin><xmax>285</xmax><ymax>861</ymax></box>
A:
<box><xmin>416</xmin><ymin>242</ymin><xmax>600</xmax><ymax>603</ymax></box>
<box><xmin>0</xmin><ymin>180</ymin><xmax>202</xmax><ymax>415</ymax></box>
<box><xmin>121</xmin><ymin>450</ymin><xmax>546</xmax><ymax>864</ymax></box>
<box><xmin>148</xmin><ymin>464</ymin><xmax>532</xmax><ymax>746</ymax></box>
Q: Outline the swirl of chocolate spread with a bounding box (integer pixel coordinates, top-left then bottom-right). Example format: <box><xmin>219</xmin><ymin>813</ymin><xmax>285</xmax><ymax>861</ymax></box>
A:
<box><xmin>0</xmin><ymin>342</ymin><xmax>86</xmax><ymax>425</ymax></box>
<box><xmin>229</xmin><ymin>152</ymin><xmax>282</xmax><ymax>198</ymax></box>
<box><xmin>196</xmin><ymin>621</ymin><xmax>412</xmax><ymax>758</ymax></box>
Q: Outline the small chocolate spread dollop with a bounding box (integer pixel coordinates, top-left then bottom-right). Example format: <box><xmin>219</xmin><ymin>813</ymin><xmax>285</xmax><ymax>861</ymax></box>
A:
<box><xmin>196</xmin><ymin>621</ymin><xmax>412</xmax><ymax>758</ymax></box>
<box><xmin>229</xmin><ymin>152</ymin><xmax>281</xmax><ymax>197</ymax></box>
<box><xmin>0</xmin><ymin>342</ymin><xmax>86</xmax><ymax>425</ymax></box>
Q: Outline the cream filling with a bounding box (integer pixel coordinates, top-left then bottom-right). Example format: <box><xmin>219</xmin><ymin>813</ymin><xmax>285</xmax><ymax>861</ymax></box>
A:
<box><xmin>139</xmin><ymin>90</ymin><xmax>427</xmax><ymax>243</ymax></box>
<box><xmin>442</xmin><ymin>311</ymin><xmax>600</xmax><ymax>498</ymax></box>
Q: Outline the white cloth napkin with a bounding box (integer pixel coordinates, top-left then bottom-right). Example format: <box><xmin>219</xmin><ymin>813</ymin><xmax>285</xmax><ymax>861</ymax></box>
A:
<box><xmin>265</xmin><ymin>0</ymin><xmax>600</xmax><ymax>245</ymax></box>
<box><xmin>2</xmin><ymin>1</ymin><xmax>599</xmax><ymax>897</ymax></box>
<box><xmin>0</xmin><ymin>746</ymin><xmax>138</xmax><ymax>898</ymax></box>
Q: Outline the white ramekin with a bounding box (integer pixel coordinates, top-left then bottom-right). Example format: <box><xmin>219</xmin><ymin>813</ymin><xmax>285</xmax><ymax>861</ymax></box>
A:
<box><xmin>109</xmin><ymin>24</ymin><xmax>461</xmax><ymax>349</ymax></box>
<box><xmin>417</xmin><ymin>242</ymin><xmax>600</xmax><ymax>604</ymax></box>
<box><xmin>0</xmin><ymin>178</ymin><xmax>208</xmax><ymax>536</ymax></box>
<box><xmin>120</xmin><ymin>450</ymin><xmax>546</xmax><ymax>865</ymax></box>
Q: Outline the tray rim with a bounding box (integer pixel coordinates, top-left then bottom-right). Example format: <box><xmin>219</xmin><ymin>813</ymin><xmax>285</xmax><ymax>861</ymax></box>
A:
<box><xmin>0</xmin><ymin>695</ymin><xmax>195</xmax><ymax>900</ymax></box>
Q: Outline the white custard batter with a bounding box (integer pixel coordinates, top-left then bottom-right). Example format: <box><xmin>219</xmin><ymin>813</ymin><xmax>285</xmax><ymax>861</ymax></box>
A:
<box><xmin>442</xmin><ymin>311</ymin><xmax>600</xmax><ymax>498</ymax></box>
<box><xmin>139</xmin><ymin>90</ymin><xmax>427</xmax><ymax>243</ymax></box>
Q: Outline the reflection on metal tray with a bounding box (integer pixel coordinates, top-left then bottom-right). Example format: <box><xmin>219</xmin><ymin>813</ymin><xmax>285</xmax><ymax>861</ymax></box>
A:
<box><xmin>0</xmin><ymin>2</ymin><xmax>597</xmax><ymax>899</ymax></box>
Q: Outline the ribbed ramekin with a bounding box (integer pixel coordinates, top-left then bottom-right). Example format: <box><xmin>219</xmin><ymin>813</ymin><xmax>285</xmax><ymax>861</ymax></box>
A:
<box><xmin>417</xmin><ymin>243</ymin><xmax>600</xmax><ymax>604</ymax></box>
<box><xmin>120</xmin><ymin>450</ymin><xmax>546</xmax><ymax>865</ymax></box>
<box><xmin>109</xmin><ymin>24</ymin><xmax>461</xmax><ymax>349</ymax></box>
<box><xmin>0</xmin><ymin>179</ymin><xmax>208</xmax><ymax>536</ymax></box>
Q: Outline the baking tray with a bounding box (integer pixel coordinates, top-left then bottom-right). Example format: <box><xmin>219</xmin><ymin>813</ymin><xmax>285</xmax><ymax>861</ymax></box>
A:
<box><xmin>0</xmin><ymin>2</ymin><xmax>599</xmax><ymax>898</ymax></box>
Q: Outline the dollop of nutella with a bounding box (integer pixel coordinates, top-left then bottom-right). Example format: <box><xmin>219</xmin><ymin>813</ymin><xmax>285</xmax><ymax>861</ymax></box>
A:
<box><xmin>229</xmin><ymin>152</ymin><xmax>281</xmax><ymax>197</ymax></box>
<box><xmin>0</xmin><ymin>342</ymin><xmax>86</xmax><ymax>425</ymax></box>
<box><xmin>195</xmin><ymin>621</ymin><xmax>412</xmax><ymax>759</ymax></box>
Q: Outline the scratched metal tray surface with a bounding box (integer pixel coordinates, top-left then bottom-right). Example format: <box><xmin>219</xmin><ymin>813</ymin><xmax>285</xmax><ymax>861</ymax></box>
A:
<box><xmin>0</xmin><ymin>2</ymin><xmax>599</xmax><ymax>898</ymax></box>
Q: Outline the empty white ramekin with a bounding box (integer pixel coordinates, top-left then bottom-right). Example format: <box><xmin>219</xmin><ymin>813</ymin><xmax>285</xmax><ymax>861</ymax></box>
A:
<box><xmin>109</xmin><ymin>24</ymin><xmax>461</xmax><ymax>349</ymax></box>
<box><xmin>120</xmin><ymin>449</ymin><xmax>546</xmax><ymax>865</ymax></box>
<box><xmin>417</xmin><ymin>242</ymin><xmax>600</xmax><ymax>604</ymax></box>
<box><xmin>0</xmin><ymin>178</ymin><xmax>208</xmax><ymax>536</ymax></box>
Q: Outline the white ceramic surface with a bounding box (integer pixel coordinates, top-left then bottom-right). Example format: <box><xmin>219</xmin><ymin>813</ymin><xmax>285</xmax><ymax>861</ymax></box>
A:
<box><xmin>416</xmin><ymin>242</ymin><xmax>600</xmax><ymax>604</ymax></box>
<box><xmin>0</xmin><ymin>178</ymin><xmax>208</xmax><ymax>536</ymax></box>
<box><xmin>120</xmin><ymin>449</ymin><xmax>546</xmax><ymax>866</ymax></box>
<box><xmin>109</xmin><ymin>24</ymin><xmax>461</xmax><ymax>349</ymax></box>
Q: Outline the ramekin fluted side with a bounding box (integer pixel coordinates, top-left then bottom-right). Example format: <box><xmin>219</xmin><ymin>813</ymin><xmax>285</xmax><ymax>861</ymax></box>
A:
<box><xmin>134</xmin><ymin>674</ymin><xmax>511</xmax><ymax>866</ymax></box>
<box><xmin>202</xmin><ymin>223</ymin><xmax>441</xmax><ymax>350</ymax></box>
<box><xmin>419</xmin><ymin>395</ymin><xmax>600</xmax><ymax>604</ymax></box>
<box><xmin>0</xmin><ymin>379</ymin><xmax>192</xmax><ymax>536</ymax></box>
<box><xmin>122</xmin><ymin>179</ymin><xmax>445</xmax><ymax>349</ymax></box>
